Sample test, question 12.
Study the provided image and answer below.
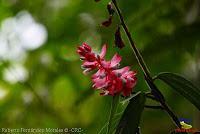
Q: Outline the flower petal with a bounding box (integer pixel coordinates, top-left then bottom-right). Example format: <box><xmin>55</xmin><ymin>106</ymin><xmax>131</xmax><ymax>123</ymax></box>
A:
<box><xmin>92</xmin><ymin>69</ymin><xmax>106</xmax><ymax>79</ymax></box>
<box><xmin>82</xmin><ymin>42</ymin><xmax>91</xmax><ymax>52</ymax></box>
<box><xmin>82</xmin><ymin>61</ymin><xmax>97</xmax><ymax>69</ymax></box>
<box><xmin>99</xmin><ymin>44</ymin><xmax>107</xmax><ymax>58</ymax></box>
<box><xmin>93</xmin><ymin>77</ymin><xmax>108</xmax><ymax>89</ymax></box>
<box><xmin>110</xmin><ymin>53</ymin><xmax>121</xmax><ymax>68</ymax></box>
<box><xmin>101</xmin><ymin>60</ymin><xmax>111</xmax><ymax>69</ymax></box>
<box><xmin>113</xmin><ymin>66</ymin><xmax>130</xmax><ymax>76</ymax></box>
<box><xmin>83</xmin><ymin>68</ymin><xmax>92</xmax><ymax>75</ymax></box>
<box><xmin>114</xmin><ymin>78</ymin><xmax>123</xmax><ymax>92</ymax></box>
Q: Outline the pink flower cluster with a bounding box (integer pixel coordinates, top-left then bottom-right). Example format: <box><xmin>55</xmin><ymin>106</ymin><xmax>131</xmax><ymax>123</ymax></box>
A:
<box><xmin>77</xmin><ymin>43</ymin><xmax>137</xmax><ymax>96</ymax></box>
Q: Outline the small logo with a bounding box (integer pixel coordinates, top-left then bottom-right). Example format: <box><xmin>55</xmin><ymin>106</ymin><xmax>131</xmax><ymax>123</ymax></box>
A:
<box><xmin>179</xmin><ymin>118</ymin><xmax>192</xmax><ymax>124</ymax></box>
<box><xmin>171</xmin><ymin>118</ymin><xmax>200</xmax><ymax>134</ymax></box>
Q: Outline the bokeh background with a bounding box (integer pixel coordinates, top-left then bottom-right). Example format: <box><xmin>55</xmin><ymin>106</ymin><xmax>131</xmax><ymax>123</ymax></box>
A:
<box><xmin>0</xmin><ymin>0</ymin><xmax>200</xmax><ymax>133</ymax></box>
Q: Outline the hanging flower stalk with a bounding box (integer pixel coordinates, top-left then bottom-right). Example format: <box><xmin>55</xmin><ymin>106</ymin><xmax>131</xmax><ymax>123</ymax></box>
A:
<box><xmin>77</xmin><ymin>43</ymin><xmax>137</xmax><ymax>96</ymax></box>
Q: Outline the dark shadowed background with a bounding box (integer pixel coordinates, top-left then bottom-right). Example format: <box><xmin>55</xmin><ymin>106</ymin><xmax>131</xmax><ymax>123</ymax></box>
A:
<box><xmin>0</xmin><ymin>0</ymin><xmax>200</xmax><ymax>133</ymax></box>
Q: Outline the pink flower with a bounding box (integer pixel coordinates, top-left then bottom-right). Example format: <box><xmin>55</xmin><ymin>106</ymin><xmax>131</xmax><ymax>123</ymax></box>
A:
<box><xmin>77</xmin><ymin>43</ymin><xmax>137</xmax><ymax>96</ymax></box>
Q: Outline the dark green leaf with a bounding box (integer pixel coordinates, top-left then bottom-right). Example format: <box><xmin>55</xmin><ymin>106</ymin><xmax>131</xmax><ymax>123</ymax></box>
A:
<box><xmin>155</xmin><ymin>72</ymin><xmax>200</xmax><ymax>110</ymax></box>
<box><xmin>121</xmin><ymin>91</ymin><xmax>141</xmax><ymax>105</ymax></box>
<box><xmin>115</xmin><ymin>92</ymin><xmax>146</xmax><ymax>134</ymax></box>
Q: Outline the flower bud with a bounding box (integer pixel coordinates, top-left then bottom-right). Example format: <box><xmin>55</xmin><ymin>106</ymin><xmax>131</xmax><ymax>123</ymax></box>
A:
<box><xmin>101</xmin><ymin>16</ymin><xmax>112</xmax><ymax>27</ymax></box>
<box><xmin>115</xmin><ymin>26</ymin><xmax>125</xmax><ymax>49</ymax></box>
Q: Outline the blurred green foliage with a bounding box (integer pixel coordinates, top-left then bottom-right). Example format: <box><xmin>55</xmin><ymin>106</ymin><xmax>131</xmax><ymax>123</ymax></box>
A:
<box><xmin>0</xmin><ymin>0</ymin><xmax>200</xmax><ymax>133</ymax></box>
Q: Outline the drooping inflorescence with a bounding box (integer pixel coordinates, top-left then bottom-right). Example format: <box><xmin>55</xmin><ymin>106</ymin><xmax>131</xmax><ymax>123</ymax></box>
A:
<box><xmin>77</xmin><ymin>43</ymin><xmax>137</xmax><ymax>96</ymax></box>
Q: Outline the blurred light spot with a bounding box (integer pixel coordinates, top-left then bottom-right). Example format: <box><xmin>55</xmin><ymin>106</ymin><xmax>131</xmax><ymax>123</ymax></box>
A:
<box><xmin>0</xmin><ymin>87</ymin><xmax>8</xmax><ymax>100</ymax></box>
<box><xmin>48</xmin><ymin>0</ymin><xmax>69</xmax><ymax>10</ymax></box>
<box><xmin>40</xmin><ymin>52</ymin><xmax>53</xmax><ymax>66</ymax></box>
<box><xmin>3</xmin><ymin>64</ymin><xmax>28</xmax><ymax>84</ymax></box>
<box><xmin>79</xmin><ymin>13</ymin><xmax>96</xmax><ymax>29</ymax></box>
<box><xmin>1</xmin><ymin>0</ymin><xmax>17</xmax><ymax>6</ymax></box>
<box><xmin>184</xmin><ymin>0</ymin><xmax>199</xmax><ymax>25</ymax></box>
<box><xmin>22</xmin><ymin>91</ymin><xmax>33</xmax><ymax>105</ymax></box>
<box><xmin>183</xmin><ymin>53</ymin><xmax>199</xmax><ymax>80</ymax></box>
<box><xmin>0</xmin><ymin>11</ymin><xmax>47</xmax><ymax>62</ymax></box>
<box><xmin>20</xmin><ymin>23</ymin><xmax>47</xmax><ymax>50</ymax></box>
<box><xmin>36</xmin><ymin>87</ymin><xmax>49</xmax><ymax>102</ymax></box>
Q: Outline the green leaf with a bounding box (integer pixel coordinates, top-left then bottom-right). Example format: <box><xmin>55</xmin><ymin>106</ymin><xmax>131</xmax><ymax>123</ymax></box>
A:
<box><xmin>115</xmin><ymin>92</ymin><xmax>146</xmax><ymax>134</ymax></box>
<box><xmin>98</xmin><ymin>112</ymin><xmax>123</xmax><ymax>134</ymax></box>
<box><xmin>107</xmin><ymin>95</ymin><xmax>120</xmax><ymax>134</ymax></box>
<box><xmin>155</xmin><ymin>72</ymin><xmax>200</xmax><ymax>110</ymax></box>
<box><xmin>120</xmin><ymin>91</ymin><xmax>141</xmax><ymax>105</ymax></box>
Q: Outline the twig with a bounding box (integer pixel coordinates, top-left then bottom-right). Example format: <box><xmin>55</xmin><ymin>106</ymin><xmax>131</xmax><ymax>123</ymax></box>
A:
<box><xmin>146</xmin><ymin>93</ymin><xmax>159</xmax><ymax>102</ymax></box>
<box><xmin>111</xmin><ymin>0</ymin><xmax>182</xmax><ymax>128</ymax></box>
<box><xmin>144</xmin><ymin>105</ymin><xmax>164</xmax><ymax>110</ymax></box>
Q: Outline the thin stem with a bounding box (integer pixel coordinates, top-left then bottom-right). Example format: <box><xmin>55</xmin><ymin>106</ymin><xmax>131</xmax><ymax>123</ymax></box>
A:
<box><xmin>146</xmin><ymin>93</ymin><xmax>159</xmax><ymax>102</ymax></box>
<box><xmin>144</xmin><ymin>105</ymin><xmax>164</xmax><ymax>110</ymax></box>
<box><xmin>112</xmin><ymin>0</ymin><xmax>151</xmax><ymax>79</ymax></box>
<box><xmin>111</xmin><ymin>0</ymin><xmax>182</xmax><ymax>128</ymax></box>
<box><xmin>160</xmin><ymin>101</ymin><xmax>182</xmax><ymax>128</ymax></box>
